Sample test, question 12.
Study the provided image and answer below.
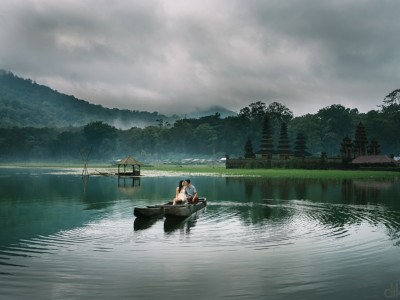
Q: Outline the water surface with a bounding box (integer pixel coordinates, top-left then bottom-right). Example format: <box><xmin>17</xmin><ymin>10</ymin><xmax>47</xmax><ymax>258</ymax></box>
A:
<box><xmin>0</xmin><ymin>168</ymin><xmax>399</xmax><ymax>299</ymax></box>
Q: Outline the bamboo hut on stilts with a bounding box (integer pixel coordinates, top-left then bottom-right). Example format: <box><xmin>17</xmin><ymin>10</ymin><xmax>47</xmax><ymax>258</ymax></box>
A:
<box><xmin>116</xmin><ymin>156</ymin><xmax>142</xmax><ymax>176</ymax></box>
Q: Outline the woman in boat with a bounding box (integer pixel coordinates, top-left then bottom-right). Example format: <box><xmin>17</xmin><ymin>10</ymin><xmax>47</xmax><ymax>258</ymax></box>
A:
<box><xmin>172</xmin><ymin>180</ymin><xmax>187</xmax><ymax>205</ymax></box>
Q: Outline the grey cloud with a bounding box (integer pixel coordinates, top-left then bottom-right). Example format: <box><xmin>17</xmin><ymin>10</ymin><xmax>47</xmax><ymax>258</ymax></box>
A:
<box><xmin>1</xmin><ymin>0</ymin><xmax>400</xmax><ymax>116</ymax></box>
<box><xmin>243</xmin><ymin>1</ymin><xmax>400</xmax><ymax>78</ymax></box>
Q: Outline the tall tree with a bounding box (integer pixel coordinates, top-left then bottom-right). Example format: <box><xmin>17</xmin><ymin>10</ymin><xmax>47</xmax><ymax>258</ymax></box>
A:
<box><xmin>83</xmin><ymin>121</ymin><xmax>117</xmax><ymax>149</ymax></box>
<box><xmin>244</xmin><ymin>136</ymin><xmax>256</xmax><ymax>158</ymax></box>
<box><xmin>193</xmin><ymin>123</ymin><xmax>218</xmax><ymax>154</ymax></box>
<box><xmin>316</xmin><ymin>104</ymin><xmax>359</xmax><ymax>155</ymax></box>
<box><xmin>383</xmin><ymin>89</ymin><xmax>400</xmax><ymax>107</ymax></box>
<box><xmin>239</xmin><ymin>101</ymin><xmax>266</xmax><ymax>120</ymax></box>
<box><xmin>266</xmin><ymin>102</ymin><xmax>294</xmax><ymax>123</ymax></box>
<box><xmin>379</xmin><ymin>90</ymin><xmax>400</xmax><ymax>155</ymax></box>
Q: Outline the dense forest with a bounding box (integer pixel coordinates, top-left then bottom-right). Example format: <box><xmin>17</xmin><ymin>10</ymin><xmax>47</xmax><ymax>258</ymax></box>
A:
<box><xmin>0</xmin><ymin>70</ymin><xmax>399</xmax><ymax>163</ymax></box>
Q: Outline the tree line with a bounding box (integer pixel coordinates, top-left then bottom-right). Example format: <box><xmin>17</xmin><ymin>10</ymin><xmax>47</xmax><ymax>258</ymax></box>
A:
<box><xmin>0</xmin><ymin>92</ymin><xmax>399</xmax><ymax>163</ymax></box>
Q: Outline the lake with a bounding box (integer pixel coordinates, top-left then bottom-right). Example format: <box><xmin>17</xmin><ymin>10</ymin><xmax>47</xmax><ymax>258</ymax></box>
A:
<box><xmin>0</xmin><ymin>167</ymin><xmax>399</xmax><ymax>300</ymax></box>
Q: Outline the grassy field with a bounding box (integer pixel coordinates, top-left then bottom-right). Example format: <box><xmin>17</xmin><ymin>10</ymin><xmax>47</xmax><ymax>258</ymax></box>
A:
<box><xmin>1</xmin><ymin>163</ymin><xmax>399</xmax><ymax>179</ymax></box>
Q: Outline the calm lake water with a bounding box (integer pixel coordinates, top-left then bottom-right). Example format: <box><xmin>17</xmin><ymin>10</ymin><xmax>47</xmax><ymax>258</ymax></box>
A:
<box><xmin>0</xmin><ymin>168</ymin><xmax>400</xmax><ymax>300</ymax></box>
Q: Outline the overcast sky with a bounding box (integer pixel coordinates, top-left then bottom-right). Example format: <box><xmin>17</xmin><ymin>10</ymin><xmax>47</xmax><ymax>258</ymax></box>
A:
<box><xmin>1</xmin><ymin>0</ymin><xmax>399</xmax><ymax>116</ymax></box>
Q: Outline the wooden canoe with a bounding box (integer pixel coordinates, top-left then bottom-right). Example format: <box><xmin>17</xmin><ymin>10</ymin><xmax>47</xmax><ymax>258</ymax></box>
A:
<box><xmin>163</xmin><ymin>198</ymin><xmax>207</xmax><ymax>218</ymax></box>
<box><xmin>133</xmin><ymin>202</ymin><xmax>172</xmax><ymax>218</ymax></box>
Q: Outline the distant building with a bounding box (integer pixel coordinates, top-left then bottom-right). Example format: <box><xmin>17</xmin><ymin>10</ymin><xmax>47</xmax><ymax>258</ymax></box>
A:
<box><xmin>352</xmin><ymin>155</ymin><xmax>399</xmax><ymax>166</ymax></box>
<box><xmin>226</xmin><ymin>114</ymin><xmax>399</xmax><ymax>170</ymax></box>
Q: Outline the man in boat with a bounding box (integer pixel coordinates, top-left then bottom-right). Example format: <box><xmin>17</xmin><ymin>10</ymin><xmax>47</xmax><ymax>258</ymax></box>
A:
<box><xmin>185</xmin><ymin>179</ymin><xmax>198</xmax><ymax>204</ymax></box>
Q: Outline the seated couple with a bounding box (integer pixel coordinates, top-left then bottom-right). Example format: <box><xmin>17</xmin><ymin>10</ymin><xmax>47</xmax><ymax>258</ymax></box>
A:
<box><xmin>172</xmin><ymin>179</ymin><xmax>198</xmax><ymax>205</ymax></box>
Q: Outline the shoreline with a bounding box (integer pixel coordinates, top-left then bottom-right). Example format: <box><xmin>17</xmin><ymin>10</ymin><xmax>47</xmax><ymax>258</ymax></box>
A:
<box><xmin>0</xmin><ymin>163</ymin><xmax>399</xmax><ymax>179</ymax></box>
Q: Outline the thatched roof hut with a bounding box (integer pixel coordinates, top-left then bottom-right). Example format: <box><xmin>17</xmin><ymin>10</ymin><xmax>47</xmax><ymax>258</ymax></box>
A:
<box><xmin>117</xmin><ymin>156</ymin><xmax>142</xmax><ymax>176</ymax></box>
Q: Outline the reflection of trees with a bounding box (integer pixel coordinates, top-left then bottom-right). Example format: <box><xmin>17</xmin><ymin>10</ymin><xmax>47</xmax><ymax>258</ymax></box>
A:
<box><xmin>341</xmin><ymin>179</ymin><xmax>394</xmax><ymax>205</ymax></box>
<box><xmin>241</xmin><ymin>205</ymin><xmax>274</xmax><ymax>225</ymax></box>
<box><xmin>0</xmin><ymin>173</ymin><xmax>119</xmax><ymax>245</ymax></box>
<box><xmin>320</xmin><ymin>179</ymin><xmax>328</xmax><ymax>194</ymax></box>
<box><xmin>278</xmin><ymin>179</ymin><xmax>290</xmax><ymax>200</ymax></box>
<box><xmin>82</xmin><ymin>177</ymin><xmax>119</xmax><ymax>210</ymax></box>
<box><xmin>223</xmin><ymin>177</ymin><xmax>400</xmax><ymax>230</ymax></box>
<box><xmin>294</xmin><ymin>180</ymin><xmax>307</xmax><ymax>200</ymax></box>
<box><xmin>206</xmin><ymin>202</ymin><xmax>283</xmax><ymax>226</ymax></box>
<box><xmin>243</xmin><ymin>180</ymin><xmax>254</xmax><ymax>201</ymax></box>
<box><xmin>259</xmin><ymin>179</ymin><xmax>274</xmax><ymax>199</ymax></box>
<box><xmin>341</xmin><ymin>179</ymin><xmax>354</xmax><ymax>203</ymax></box>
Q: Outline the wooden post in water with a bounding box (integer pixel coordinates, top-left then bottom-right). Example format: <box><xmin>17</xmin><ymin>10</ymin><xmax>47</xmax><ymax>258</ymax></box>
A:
<box><xmin>80</xmin><ymin>148</ymin><xmax>91</xmax><ymax>177</ymax></box>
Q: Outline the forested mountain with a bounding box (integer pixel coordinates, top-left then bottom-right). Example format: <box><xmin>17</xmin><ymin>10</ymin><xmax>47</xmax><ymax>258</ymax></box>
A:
<box><xmin>0</xmin><ymin>70</ymin><xmax>176</xmax><ymax>128</ymax></box>
<box><xmin>0</xmin><ymin>70</ymin><xmax>399</xmax><ymax>163</ymax></box>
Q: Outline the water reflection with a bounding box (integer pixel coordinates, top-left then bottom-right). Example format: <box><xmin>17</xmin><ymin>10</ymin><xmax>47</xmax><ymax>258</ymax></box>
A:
<box><xmin>133</xmin><ymin>209</ymin><xmax>207</xmax><ymax>233</ymax></box>
<box><xmin>133</xmin><ymin>216</ymin><xmax>161</xmax><ymax>231</ymax></box>
<box><xmin>117</xmin><ymin>176</ymin><xmax>141</xmax><ymax>188</ymax></box>
<box><xmin>0</xmin><ymin>170</ymin><xmax>399</xmax><ymax>242</ymax></box>
<box><xmin>163</xmin><ymin>216</ymin><xmax>197</xmax><ymax>234</ymax></box>
<box><xmin>224</xmin><ymin>177</ymin><xmax>400</xmax><ymax>235</ymax></box>
<box><xmin>1</xmin><ymin>168</ymin><xmax>400</xmax><ymax>299</ymax></box>
<box><xmin>118</xmin><ymin>177</ymin><xmax>140</xmax><ymax>199</ymax></box>
<box><xmin>163</xmin><ymin>208</ymin><xmax>206</xmax><ymax>234</ymax></box>
<box><xmin>224</xmin><ymin>176</ymin><xmax>400</xmax><ymax>206</ymax></box>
